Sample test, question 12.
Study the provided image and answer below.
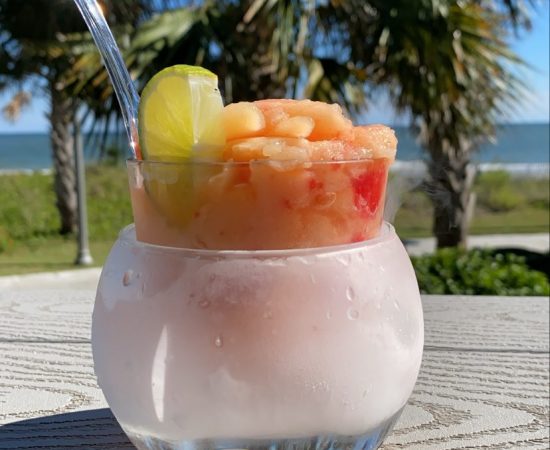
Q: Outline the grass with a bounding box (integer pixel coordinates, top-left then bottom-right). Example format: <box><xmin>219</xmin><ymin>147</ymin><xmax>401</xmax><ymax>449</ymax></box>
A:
<box><xmin>0</xmin><ymin>239</ymin><xmax>113</xmax><ymax>276</ymax></box>
<box><xmin>0</xmin><ymin>166</ymin><xmax>547</xmax><ymax>276</ymax></box>
<box><xmin>394</xmin><ymin>171</ymin><xmax>549</xmax><ymax>238</ymax></box>
<box><xmin>0</xmin><ymin>165</ymin><xmax>131</xmax><ymax>275</ymax></box>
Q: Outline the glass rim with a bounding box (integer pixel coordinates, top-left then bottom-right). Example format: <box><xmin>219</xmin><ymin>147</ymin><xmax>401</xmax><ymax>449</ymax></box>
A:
<box><xmin>119</xmin><ymin>222</ymin><xmax>396</xmax><ymax>258</ymax></box>
<box><xmin>126</xmin><ymin>156</ymin><xmax>392</xmax><ymax>169</ymax></box>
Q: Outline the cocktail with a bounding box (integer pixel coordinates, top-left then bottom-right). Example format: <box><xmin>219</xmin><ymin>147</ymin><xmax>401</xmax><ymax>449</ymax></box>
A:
<box><xmin>91</xmin><ymin>65</ymin><xmax>424</xmax><ymax>450</ymax></box>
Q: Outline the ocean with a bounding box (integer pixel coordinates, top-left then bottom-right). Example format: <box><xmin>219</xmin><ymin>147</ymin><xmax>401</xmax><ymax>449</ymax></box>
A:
<box><xmin>0</xmin><ymin>123</ymin><xmax>548</xmax><ymax>170</ymax></box>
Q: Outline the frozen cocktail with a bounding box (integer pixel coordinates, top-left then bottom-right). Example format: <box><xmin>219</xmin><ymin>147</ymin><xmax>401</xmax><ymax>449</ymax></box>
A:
<box><xmin>93</xmin><ymin>65</ymin><xmax>423</xmax><ymax>450</ymax></box>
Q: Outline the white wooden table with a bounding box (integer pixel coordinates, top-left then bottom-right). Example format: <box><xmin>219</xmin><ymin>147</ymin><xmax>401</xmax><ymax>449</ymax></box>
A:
<box><xmin>0</xmin><ymin>290</ymin><xmax>548</xmax><ymax>449</ymax></box>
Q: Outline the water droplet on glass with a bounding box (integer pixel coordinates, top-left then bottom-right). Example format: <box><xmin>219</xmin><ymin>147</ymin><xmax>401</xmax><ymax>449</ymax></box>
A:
<box><xmin>326</xmin><ymin>310</ymin><xmax>332</xmax><ymax>320</ymax></box>
<box><xmin>347</xmin><ymin>308</ymin><xmax>359</xmax><ymax>320</ymax></box>
<box><xmin>214</xmin><ymin>335</ymin><xmax>223</xmax><ymax>348</ymax></box>
<box><xmin>199</xmin><ymin>300</ymin><xmax>211</xmax><ymax>309</ymax></box>
<box><xmin>393</xmin><ymin>299</ymin><xmax>401</xmax><ymax>310</ymax></box>
<box><xmin>309</xmin><ymin>273</ymin><xmax>316</xmax><ymax>284</ymax></box>
<box><xmin>122</xmin><ymin>270</ymin><xmax>133</xmax><ymax>286</ymax></box>
<box><xmin>263</xmin><ymin>310</ymin><xmax>273</xmax><ymax>319</ymax></box>
<box><xmin>345</xmin><ymin>286</ymin><xmax>355</xmax><ymax>302</ymax></box>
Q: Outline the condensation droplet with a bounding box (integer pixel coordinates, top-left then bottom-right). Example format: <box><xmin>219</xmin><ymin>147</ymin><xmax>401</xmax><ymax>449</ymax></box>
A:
<box><xmin>309</xmin><ymin>273</ymin><xmax>316</xmax><ymax>284</ymax></box>
<box><xmin>347</xmin><ymin>308</ymin><xmax>359</xmax><ymax>320</ymax></box>
<box><xmin>345</xmin><ymin>286</ymin><xmax>355</xmax><ymax>302</ymax></box>
<box><xmin>122</xmin><ymin>270</ymin><xmax>133</xmax><ymax>286</ymax></box>
<box><xmin>326</xmin><ymin>310</ymin><xmax>332</xmax><ymax>320</ymax></box>
<box><xmin>199</xmin><ymin>300</ymin><xmax>211</xmax><ymax>309</ymax></box>
<box><xmin>263</xmin><ymin>310</ymin><xmax>273</xmax><ymax>319</ymax></box>
<box><xmin>393</xmin><ymin>299</ymin><xmax>401</xmax><ymax>311</ymax></box>
<box><xmin>214</xmin><ymin>335</ymin><xmax>223</xmax><ymax>348</ymax></box>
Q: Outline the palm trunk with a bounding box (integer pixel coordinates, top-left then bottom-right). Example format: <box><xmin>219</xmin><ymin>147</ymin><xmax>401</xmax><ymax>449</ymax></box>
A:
<box><xmin>49</xmin><ymin>81</ymin><xmax>77</xmax><ymax>235</ymax></box>
<box><xmin>426</xmin><ymin>149</ymin><xmax>476</xmax><ymax>249</ymax></box>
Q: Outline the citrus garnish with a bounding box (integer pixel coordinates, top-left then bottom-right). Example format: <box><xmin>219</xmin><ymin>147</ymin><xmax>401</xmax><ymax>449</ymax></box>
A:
<box><xmin>138</xmin><ymin>65</ymin><xmax>225</xmax><ymax>160</ymax></box>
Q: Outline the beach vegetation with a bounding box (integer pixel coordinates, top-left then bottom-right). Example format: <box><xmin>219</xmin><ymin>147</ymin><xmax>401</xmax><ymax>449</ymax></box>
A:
<box><xmin>0</xmin><ymin>168</ymin><xmax>547</xmax><ymax>284</ymax></box>
<box><xmin>476</xmin><ymin>170</ymin><xmax>526</xmax><ymax>212</ymax></box>
<box><xmin>412</xmin><ymin>248</ymin><xmax>549</xmax><ymax>296</ymax></box>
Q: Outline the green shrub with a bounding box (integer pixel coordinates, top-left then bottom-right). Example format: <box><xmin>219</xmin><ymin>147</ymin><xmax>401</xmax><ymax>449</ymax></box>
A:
<box><xmin>475</xmin><ymin>170</ymin><xmax>525</xmax><ymax>212</ymax></box>
<box><xmin>86</xmin><ymin>165</ymin><xmax>132</xmax><ymax>240</ymax></box>
<box><xmin>0</xmin><ymin>226</ymin><xmax>14</xmax><ymax>253</ymax></box>
<box><xmin>0</xmin><ymin>165</ymin><xmax>131</xmax><ymax>245</ymax></box>
<box><xmin>0</xmin><ymin>172</ymin><xmax>60</xmax><ymax>242</ymax></box>
<box><xmin>411</xmin><ymin>248</ymin><xmax>549</xmax><ymax>296</ymax></box>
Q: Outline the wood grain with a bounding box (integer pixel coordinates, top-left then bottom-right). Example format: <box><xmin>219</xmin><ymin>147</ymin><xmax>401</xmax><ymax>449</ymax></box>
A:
<box><xmin>0</xmin><ymin>291</ymin><xmax>92</xmax><ymax>342</ymax></box>
<box><xmin>423</xmin><ymin>296</ymin><xmax>549</xmax><ymax>352</ymax></box>
<box><xmin>0</xmin><ymin>290</ymin><xmax>548</xmax><ymax>449</ymax></box>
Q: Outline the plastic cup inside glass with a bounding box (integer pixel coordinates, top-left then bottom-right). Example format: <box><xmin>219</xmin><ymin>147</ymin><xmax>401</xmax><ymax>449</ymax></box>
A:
<box><xmin>127</xmin><ymin>157</ymin><xmax>392</xmax><ymax>250</ymax></box>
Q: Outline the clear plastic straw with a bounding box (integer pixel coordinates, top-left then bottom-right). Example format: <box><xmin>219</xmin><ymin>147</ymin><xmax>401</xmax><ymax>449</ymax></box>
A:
<box><xmin>73</xmin><ymin>0</ymin><xmax>140</xmax><ymax>158</ymax></box>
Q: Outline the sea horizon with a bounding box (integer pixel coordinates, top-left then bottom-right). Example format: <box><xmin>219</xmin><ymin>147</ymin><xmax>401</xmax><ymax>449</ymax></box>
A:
<box><xmin>0</xmin><ymin>122</ymin><xmax>549</xmax><ymax>170</ymax></box>
<box><xmin>0</xmin><ymin>120</ymin><xmax>548</xmax><ymax>136</ymax></box>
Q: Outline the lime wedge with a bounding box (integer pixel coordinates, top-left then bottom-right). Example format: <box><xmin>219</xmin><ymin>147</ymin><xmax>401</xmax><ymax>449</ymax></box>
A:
<box><xmin>138</xmin><ymin>65</ymin><xmax>225</xmax><ymax>160</ymax></box>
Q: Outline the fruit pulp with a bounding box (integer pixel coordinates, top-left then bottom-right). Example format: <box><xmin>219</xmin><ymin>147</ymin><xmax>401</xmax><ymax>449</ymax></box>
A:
<box><xmin>129</xmin><ymin>157</ymin><xmax>391</xmax><ymax>250</ymax></box>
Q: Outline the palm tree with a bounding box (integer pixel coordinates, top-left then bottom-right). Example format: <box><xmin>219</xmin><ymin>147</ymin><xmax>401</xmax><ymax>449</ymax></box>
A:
<box><xmin>338</xmin><ymin>0</ymin><xmax>526</xmax><ymax>247</ymax></box>
<box><xmin>69</xmin><ymin>0</ymin><xmax>530</xmax><ymax>247</ymax></box>
<box><xmin>0</xmin><ymin>0</ymin><xmax>150</xmax><ymax>234</ymax></box>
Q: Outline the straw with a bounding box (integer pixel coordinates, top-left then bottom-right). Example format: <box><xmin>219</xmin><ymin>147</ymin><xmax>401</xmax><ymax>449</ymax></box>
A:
<box><xmin>73</xmin><ymin>0</ymin><xmax>140</xmax><ymax>159</ymax></box>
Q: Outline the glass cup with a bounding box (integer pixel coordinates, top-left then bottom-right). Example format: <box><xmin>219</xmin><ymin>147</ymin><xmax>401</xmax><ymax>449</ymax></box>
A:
<box><xmin>93</xmin><ymin>159</ymin><xmax>424</xmax><ymax>450</ymax></box>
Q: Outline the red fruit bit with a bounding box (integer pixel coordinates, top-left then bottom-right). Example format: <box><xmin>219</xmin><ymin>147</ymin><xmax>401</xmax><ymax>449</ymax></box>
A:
<box><xmin>351</xmin><ymin>232</ymin><xmax>365</xmax><ymax>243</ymax></box>
<box><xmin>309</xmin><ymin>178</ymin><xmax>323</xmax><ymax>190</ymax></box>
<box><xmin>351</xmin><ymin>161</ymin><xmax>388</xmax><ymax>216</ymax></box>
<box><xmin>235</xmin><ymin>167</ymin><xmax>251</xmax><ymax>184</ymax></box>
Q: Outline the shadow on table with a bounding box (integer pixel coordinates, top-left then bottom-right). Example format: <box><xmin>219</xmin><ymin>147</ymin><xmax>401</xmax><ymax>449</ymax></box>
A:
<box><xmin>0</xmin><ymin>408</ymin><xmax>135</xmax><ymax>449</ymax></box>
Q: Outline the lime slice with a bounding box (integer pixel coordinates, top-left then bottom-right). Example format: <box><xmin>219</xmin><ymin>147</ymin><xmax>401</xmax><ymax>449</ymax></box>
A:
<box><xmin>138</xmin><ymin>65</ymin><xmax>225</xmax><ymax>160</ymax></box>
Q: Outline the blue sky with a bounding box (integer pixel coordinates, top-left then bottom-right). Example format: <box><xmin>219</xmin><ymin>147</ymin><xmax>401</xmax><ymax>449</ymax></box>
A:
<box><xmin>0</xmin><ymin>5</ymin><xmax>548</xmax><ymax>133</ymax></box>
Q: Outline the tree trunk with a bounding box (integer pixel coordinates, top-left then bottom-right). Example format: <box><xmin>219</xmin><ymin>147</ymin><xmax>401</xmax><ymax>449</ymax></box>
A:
<box><xmin>49</xmin><ymin>81</ymin><xmax>77</xmax><ymax>235</ymax></box>
<box><xmin>426</xmin><ymin>150</ymin><xmax>476</xmax><ymax>249</ymax></box>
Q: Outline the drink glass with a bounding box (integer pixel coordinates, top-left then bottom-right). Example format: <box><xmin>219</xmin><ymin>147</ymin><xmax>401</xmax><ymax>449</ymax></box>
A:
<box><xmin>93</xmin><ymin>158</ymin><xmax>424</xmax><ymax>450</ymax></box>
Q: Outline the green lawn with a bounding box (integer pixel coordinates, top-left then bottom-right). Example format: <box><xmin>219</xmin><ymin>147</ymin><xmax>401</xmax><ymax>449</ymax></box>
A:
<box><xmin>0</xmin><ymin>239</ymin><xmax>113</xmax><ymax>276</ymax></box>
<box><xmin>0</xmin><ymin>166</ymin><xmax>547</xmax><ymax>276</ymax></box>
